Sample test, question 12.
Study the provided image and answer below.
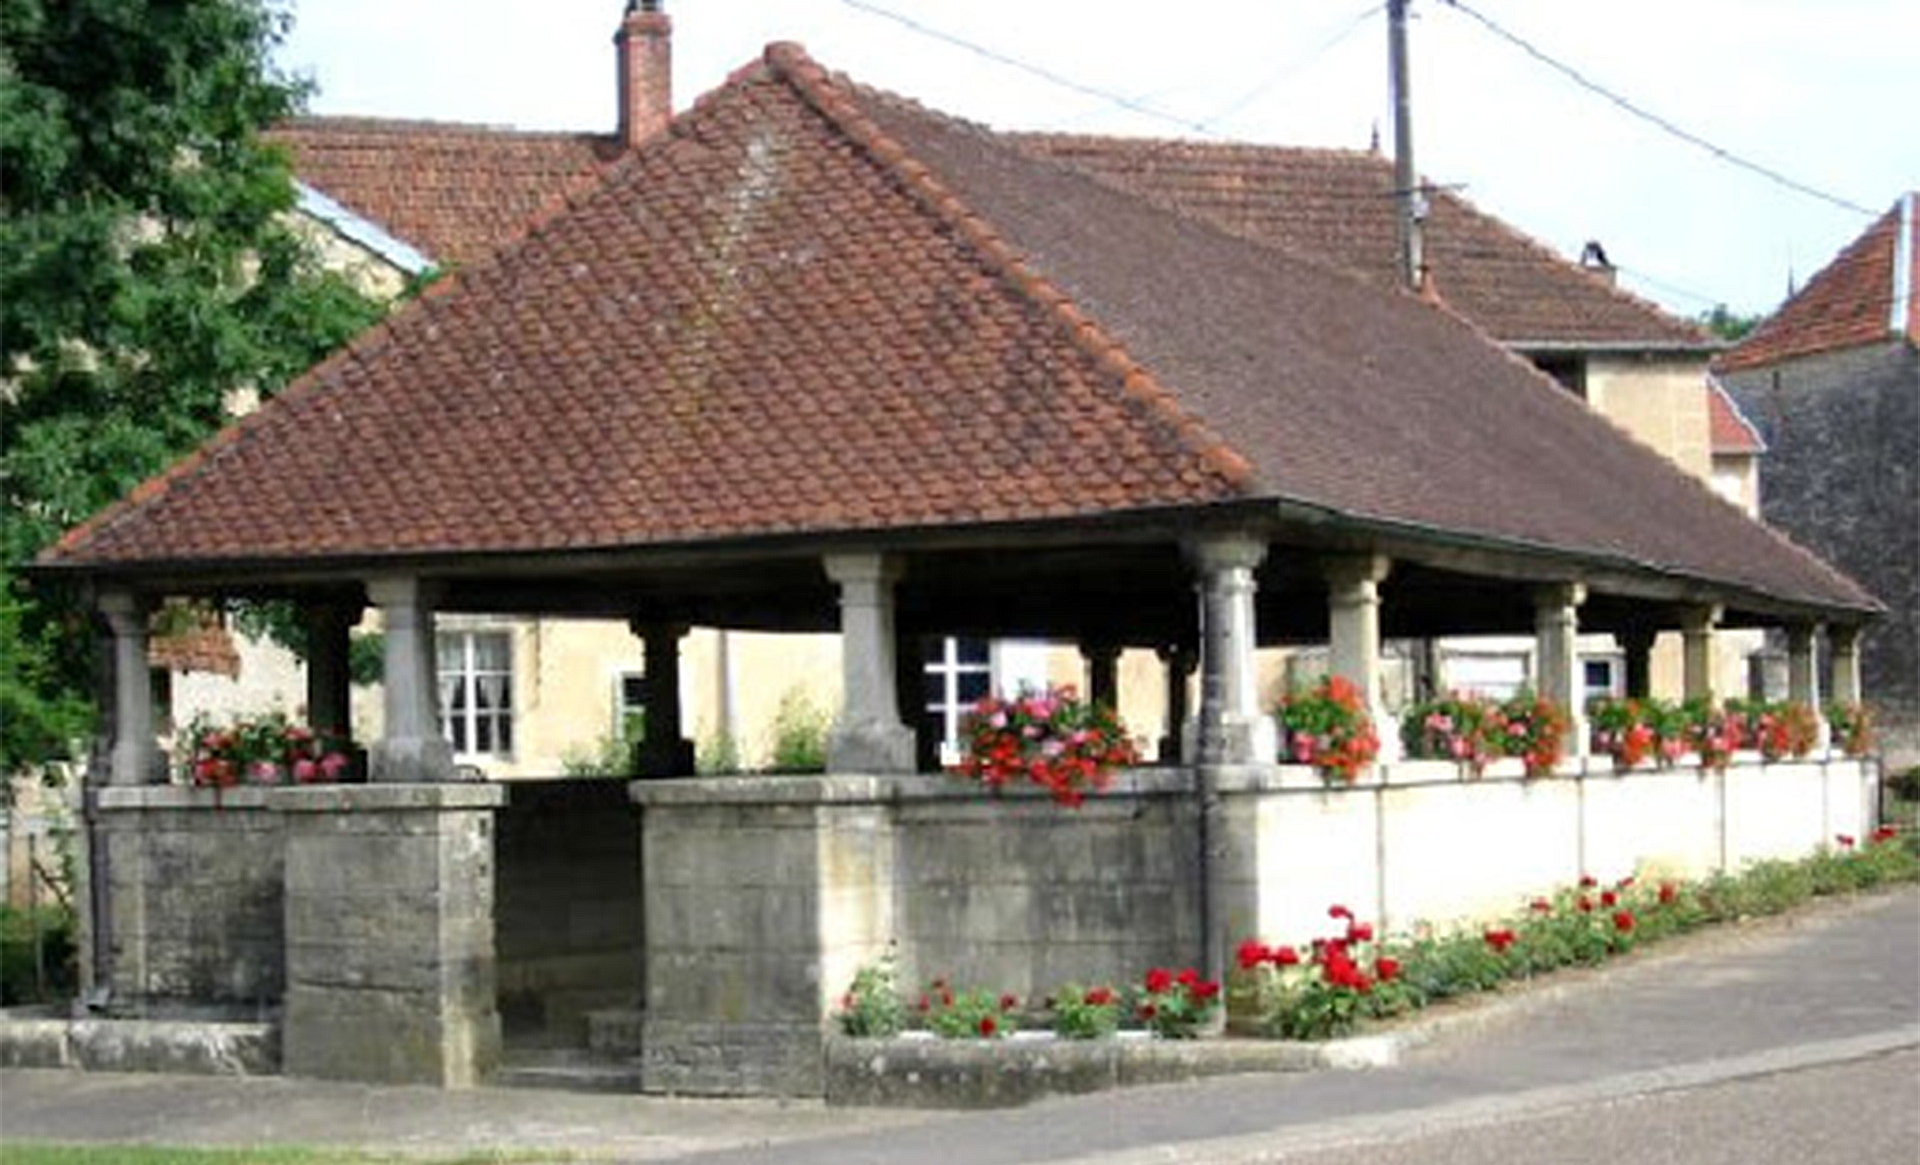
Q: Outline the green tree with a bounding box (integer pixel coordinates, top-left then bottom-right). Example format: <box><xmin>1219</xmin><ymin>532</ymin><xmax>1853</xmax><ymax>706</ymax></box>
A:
<box><xmin>1698</xmin><ymin>303</ymin><xmax>1763</xmax><ymax>342</ymax></box>
<box><xmin>1</xmin><ymin>0</ymin><xmax>386</xmax><ymax>775</ymax></box>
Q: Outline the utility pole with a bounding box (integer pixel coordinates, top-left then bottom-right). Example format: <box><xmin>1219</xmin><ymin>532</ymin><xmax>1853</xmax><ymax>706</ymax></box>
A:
<box><xmin>1388</xmin><ymin>0</ymin><xmax>1425</xmax><ymax>290</ymax></box>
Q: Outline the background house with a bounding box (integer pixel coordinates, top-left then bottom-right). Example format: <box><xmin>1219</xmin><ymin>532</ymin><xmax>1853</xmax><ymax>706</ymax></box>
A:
<box><xmin>1717</xmin><ymin>192</ymin><xmax>1919</xmax><ymax>769</ymax></box>
<box><xmin>163</xmin><ymin>5</ymin><xmax>1787</xmax><ymax>774</ymax></box>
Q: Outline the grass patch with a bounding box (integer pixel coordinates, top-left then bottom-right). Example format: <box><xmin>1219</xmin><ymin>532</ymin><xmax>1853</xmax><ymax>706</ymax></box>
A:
<box><xmin>0</xmin><ymin>1146</ymin><xmax>582</xmax><ymax>1165</ymax></box>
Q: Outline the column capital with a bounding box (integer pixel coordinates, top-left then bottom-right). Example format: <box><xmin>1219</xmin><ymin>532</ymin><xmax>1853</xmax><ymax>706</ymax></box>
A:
<box><xmin>1532</xmin><ymin>582</ymin><xmax>1587</xmax><ymax>611</ymax></box>
<box><xmin>1829</xmin><ymin>622</ymin><xmax>1864</xmax><ymax>651</ymax></box>
<box><xmin>822</xmin><ymin>552</ymin><xmax>904</xmax><ymax>588</ymax></box>
<box><xmin>1323</xmin><ymin>553</ymin><xmax>1392</xmax><ymax>597</ymax></box>
<box><xmin>97</xmin><ymin>589</ymin><xmax>151</xmax><ymax>634</ymax></box>
<box><xmin>365</xmin><ymin>575</ymin><xmax>444</xmax><ymax>610</ymax></box>
<box><xmin>1183</xmin><ymin>532</ymin><xmax>1269</xmax><ymax>576</ymax></box>
<box><xmin>1679</xmin><ymin>605</ymin><xmax>1723</xmax><ymax>635</ymax></box>
<box><xmin>627</xmin><ymin>617</ymin><xmax>691</xmax><ymax>641</ymax></box>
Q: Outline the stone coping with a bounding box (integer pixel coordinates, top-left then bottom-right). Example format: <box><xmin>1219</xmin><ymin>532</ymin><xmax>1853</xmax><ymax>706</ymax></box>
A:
<box><xmin>627</xmin><ymin>768</ymin><xmax>1197</xmax><ymax>807</ymax></box>
<box><xmin>271</xmin><ymin>782</ymin><xmax>507</xmax><ymax>812</ymax></box>
<box><xmin>824</xmin><ymin>1032</ymin><xmax>1338</xmax><ymax>1108</ymax></box>
<box><xmin>97</xmin><ymin>785</ymin><xmax>278</xmax><ymax>811</ymax></box>
<box><xmin>0</xmin><ymin>1012</ymin><xmax>278</xmax><ymax>1076</ymax></box>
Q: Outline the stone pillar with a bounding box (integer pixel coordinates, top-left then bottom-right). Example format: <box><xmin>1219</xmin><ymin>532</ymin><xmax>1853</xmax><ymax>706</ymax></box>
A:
<box><xmin>366</xmin><ymin>576</ymin><xmax>456</xmax><ymax>783</ymax></box>
<box><xmin>278</xmin><ymin>783</ymin><xmax>505</xmax><ymax>1086</ymax></box>
<box><xmin>1188</xmin><ymin>535</ymin><xmax>1275</xmax><ymax>765</ymax></box>
<box><xmin>99</xmin><ymin>591</ymin><xmax>160</xmax><ymax>786</ymax></box>
<box><xmin>632</xmin><ymin>621</ymin><xmax>696</xmax><ymax>777</ymax></box>
<box><xmin>1621</xmin><ymin>627</ymin><xmax>1656</xmax><ymax>700</ymax></box>
<box><xmin>1830</xmin><ymin>625</ymin><xmax>1864</xmax><ymax>706</ymax></box>
<box><xmin>1681</xmin><ymin>606</ymin><xmax>1722</xmax><ymax>702</ymax></box>
<box><xmin>1326</xmin><ymin>555</ymin><xmax>1398</xmax><ymax>763</ymax></box>
<box><xmin>304</xmin><ymin>601</ymin><xmax>358</xmax><ymax>739</ymax></box>
<box><xmin>823</xmin><ymin>554</ymin><xmax>916</xmax><ymax>773</ymax></box>
<box><xmin>1156</xmin><ymin>642</ymin><xmax>1196</xmax><ymax>764</ymax></box>
<box><xmin>1786</xmin><ymin>622</ymin><xmax>1831</xmax><ymax>750</ymax></box>
<box><xmin>1534</xmin><ymin>583</ymin><xmax>1588</xmax><ymax>758</ymax></box>
<box><xmin>1084</xmin><ymin>642</ymin><xmax>1121</xmax><ymax>709</ymax></box>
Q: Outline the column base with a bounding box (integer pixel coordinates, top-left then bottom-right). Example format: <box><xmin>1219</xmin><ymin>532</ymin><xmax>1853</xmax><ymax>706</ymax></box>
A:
<box><xmin>1199</xmin><ymin>715</ymin><xmax>1278</xmax><ymax>765</ymax></box>
<box><xmin>827</xmin><ymin>722</ymin><xmax>918</xmax><ymax>774</ymax></box>
<box><xmin>370</xmin><ymin>736</ymin><xmax>458</xmax><ymax>783</ymax></box>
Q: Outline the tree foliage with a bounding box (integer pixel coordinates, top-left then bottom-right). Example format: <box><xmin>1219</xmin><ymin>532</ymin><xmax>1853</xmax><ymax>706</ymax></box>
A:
<box><xmin>1698</xmin><ymin>304</ymin><xmax>1763</xmax><ymax>343</ymax></box>
<box><xmin>0</xmin><ymin>0</ymin><xmax>386</xmax><ymax>774</ymax></box>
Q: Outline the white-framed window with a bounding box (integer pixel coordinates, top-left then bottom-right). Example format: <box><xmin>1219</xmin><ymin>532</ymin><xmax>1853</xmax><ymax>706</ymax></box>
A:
<box><xmin>438</xmin><ymin>630</ymin><xmax>514</xmax><ymax>758</ymax></box>
<box><xmin>615</xmin><ymin>670</ymin><xmax>647</xmax><ymax>738</ymax></box>
<box><xmin>1443</xmin><ymin>650</ymin><xmax>1530</xmax><ymax>700</ymax></box>
<box><xmin>1581</xmin><ymin>655</ymin><xmax>1623</xmax><ymax>704</ymax></box>
<box><xmin>924</xmin><ymin>637</ymin><xmax>992</xmax><ymax>766</ymax></box>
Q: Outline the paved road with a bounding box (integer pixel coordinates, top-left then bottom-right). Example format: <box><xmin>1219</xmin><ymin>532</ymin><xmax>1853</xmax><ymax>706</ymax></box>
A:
<box><xmin>2</xmin><ymin>886</ymin><xmax>1914</xmax><ymax>1164</ymax></box>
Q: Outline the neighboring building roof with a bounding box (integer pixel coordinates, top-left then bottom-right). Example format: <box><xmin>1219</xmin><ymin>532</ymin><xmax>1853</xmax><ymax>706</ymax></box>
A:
<box><xmin>1706</xmin><ymin>378</ymin><xmax>1765</xmax><ymax>455</ymax></box>
<box><xmin>149</xmin><ymin>618</ymin><xmax>241</xmax><ymax>678</ymax></box>
<box><xmin>45</xmin><ymin>45</ymin><xmax>1870</xmax><ymax>616</ymax></box>
<box><xmin>266</xmin><ymin>117</ymin><xmax>621</xmax><ymax>269</ymax></box>
<box><xmin>1015</xmin><ymin>134</ymin><xmax>1712</xmax><ymax>352</ymax></box>
<box><xmin>1718</xmin><ymin>192</ymin><xmax>1920</xmax><ymax>372</ymax></box>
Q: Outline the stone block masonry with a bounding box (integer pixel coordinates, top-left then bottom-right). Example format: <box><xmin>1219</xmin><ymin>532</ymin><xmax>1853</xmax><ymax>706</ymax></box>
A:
<box><xmin>276</xmin><ymin>783</ymin><xmax>504</xmax><ymax>1087</ymax></box>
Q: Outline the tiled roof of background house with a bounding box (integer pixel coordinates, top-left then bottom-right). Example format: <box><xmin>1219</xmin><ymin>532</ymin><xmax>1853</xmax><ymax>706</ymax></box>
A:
<box><xmin>148</xmin><ymin>613</ymin><xmax>241</xmax><ymax>678</ymax></box>
<box><xmin>1706</xmin><ymin>379</ymin><xmax>1765</xmax><ymax>455</ymax></box>
<box><xmin>1015</xmin><ymin>134</ymin><xmax>1712</xmax><ymax>351</ymax></box>
<box><xmin>47</xmin><ymin>46</ymin><xmax>1869</xmax><ymax>614</ymax></box>
<box><xmin>266</xmin><ymin>117</ymin><xmax>621</xmax><ymax>268</ymax></box>
<box><xmin>1716</xmin><ymin>193</ymin><xmax>1919</xmax><ymax>372</ymax></box>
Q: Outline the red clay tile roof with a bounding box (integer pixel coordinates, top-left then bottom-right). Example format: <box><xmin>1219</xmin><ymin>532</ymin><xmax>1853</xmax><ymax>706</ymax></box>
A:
<box><xmin>266</xmin><ymin>117</ymin><xmax>620</xmax><ymax>269</ymax></box>
<box><xmin>149</xmin><ymin>615</ymin><xmax>241</xmax><ymax>678</ymax></box>
<box><xmin>1015</xmin><ymin>134</ymin><xmax>1711</xmax><ymax>351</ymax></box>
<box><xmin>1706</xmin><ymin>380</ymin><xmax>1764</xmax><ymax>455</ymax></box>
<box><xmin>46</xmin><ymin>46</ymin><xmax>1870</xmax><ymax>616</ymax></box>
<box><xmin>1717</xmin><ymin>193</ymin><xmax>1919</xmax><ymax>373</ymax></box>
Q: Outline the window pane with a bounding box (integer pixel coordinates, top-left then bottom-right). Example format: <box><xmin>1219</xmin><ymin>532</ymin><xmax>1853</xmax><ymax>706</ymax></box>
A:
<box><xmin>954</xmin><ymin>637</ymin><xmax>990</xmax><ymax>665</ymax></box>
<box><xmin>437</xmin><ymin>637</ymin><xmax>464</xmax><ymax>673</ymax></box>
<box><xmin>957</xmin><ymin>672</ymin><xmax>991</xmax><ymax>702</ymax></box>
<box><xmin>497</xmin><ymin>716</ymin><xmax>513</xmax><ymax>752</ymax></box>
<box><xmin>447</xmin><ymin>716</ymin><xmax>468</xmax><ymax>753</ymax></box>
<box><xmin>475</xmin><ymin>717</ymin><xmax>493</xmax><ymax>754</ymax></box>
<box><xmin>472</xmin><ymin>632</ymin><xmax>511</xmax><ymax>671</ymax></box>
<box><xmin>922</xmin><ymin>674</ymin><xmax>947</xmax><ymax>704</ymax></box>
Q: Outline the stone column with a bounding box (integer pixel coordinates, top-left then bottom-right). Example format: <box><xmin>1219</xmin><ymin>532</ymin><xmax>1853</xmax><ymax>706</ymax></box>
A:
<box><xmin>1830</xmin><ymin>625</ymin><xmax>1864</xmax><ymax>706</ymax></box>
<box><xmin>1681</xmin><ymin>606</ymin><xmax>1722</xmax><ymax>702</ymax></box>
<box><xmin>1534</xmin><ymin>583</ymin><xmax>1588</xmax><ymax>758</ymax></box>
<box><xmin>1083</xmin><ymin>642</ymin><xmax>1121</xmax><ymax>709</ymax></box>
<box><xmin>366</xmin><ymin>576</ymin><xmax>455</xmax><ymax>783</ymax></box>
<box><xmin>824</xmin><ymin>554</ymin><xmax>916</xmax><ymax>773</ymax></box>
<box><xmin>1621</xmin><ymin>627</ymin><xmax>1657</xmax><ymax>700</ymax></box>
<box><xmin>1326</xmin><ymin>555</ymin><xmax>1397</xmax><ymax>763</ymax></box>
<box><xmin>1188</xmin><ymin>535</ymin><xmax>1275</xmax><ymax>765</ymax></box>
<box><xmin>632</xmin><ymin>621</ymin><xmax>696</xmax><ymax>777</ymax></box>
<box><xmin>278</xmin><ymin>783</ymin><xmax>505</xmax><ymax>1086</ymax></box>
<box><xmin>99</xmin><ymin>591</ymin><xmax>160</xmax><ymax>786</ymax></box>
<box><xmin>1156</xmin><ymin>642</ymin><xmax>1196</xmax><ymax>764</ymax></box>
<box><xmin>1786</xmin><ymin>622</ymin><xmax>1831</xmax><ymax>750</ymax></box>
<box><xmin>304</xmin><ymin>601</ymin><xmax>358</xmax><ymax>739</ymax></box>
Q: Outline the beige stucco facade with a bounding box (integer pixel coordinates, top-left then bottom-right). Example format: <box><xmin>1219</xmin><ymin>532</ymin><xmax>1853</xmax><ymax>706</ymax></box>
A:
<box><xmin>1584</xmin><ymin>353</ymin><xmax>1715</xmax><ymax>480</ymax></box>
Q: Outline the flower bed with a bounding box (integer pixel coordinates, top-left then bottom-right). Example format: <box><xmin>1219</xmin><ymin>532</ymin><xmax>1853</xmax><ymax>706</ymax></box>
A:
<box><xmin>181</xmin><ymin>712</ymin><xmax>357</xmax><ymax>787</ymax></box>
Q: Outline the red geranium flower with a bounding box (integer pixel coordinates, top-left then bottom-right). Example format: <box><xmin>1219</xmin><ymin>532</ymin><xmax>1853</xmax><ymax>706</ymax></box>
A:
<box><xmin>1835</xmin><ymin>834</ymin><xmax>1856</xmax><ymax>849</ymax></box>
<box><xmin>1577</xmin><ymin>895</ymin><xmax>1594</xmax><ymax>913</ymax></box>
<box><xmin>1347</xmin><ymin>922</ymin><xmax>1375</xmax><ymax>943</ymax></box>
<box><xmin>1600</xmin><ymin>890</ymin><xmax>1619</xmax><ymax>908</ymax></box>
<box><xmin>1658</xmin><ymin>882</ymin><xmax>1678</xmax><ymax>905</ymax></box>
<box><xmin>978</xmin><ymin>1015</ymin><xmax>997</xmax><ymax>1037</ymax></box>
<box><xmin>1085</xmin><ymin>986</ymin><xmax>1114</xmax><ymax>1006</ymax></box>
<box><xmin>1613</xmin><ymin>910</ymin><xmax>1636</xmax><ymax>933</ymax></box>
<box><xmin>1237</xmin><ymin>940</ymin><xmax>1272</xmax><ymax>971</ymax></box>
<box><xmin>1579</xmin><ymin>875</ymin><xmax>1598</xmax><ymax>889</ymax></box>
<box><xmin>1329</xmin><ymin>904</ymin><xmax>1353</xmax><ymax>921</ymax></box>
<box><xmin>1375</xmin><ymin>957</ymin><xmax>1401</xmax><ymax>982</ymax></box>
<box><xmin>1144</xmin><ymin>968</ymin><xmax>1174</xmax><ymax>995</ymax></box>
<box><xmin>999</xmin><ymin>993</ymin><xmax>1018</xmax><ymax>1012</ymax></box>
<box><xmin>1273</xmin><ymin>945</ymin><xmax>1301</xmax><ymax>967</ymax></box>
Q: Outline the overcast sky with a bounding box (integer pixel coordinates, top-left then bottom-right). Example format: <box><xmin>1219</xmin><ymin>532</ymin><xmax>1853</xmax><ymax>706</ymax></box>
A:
<box><xmin>276</xmin><ymin>0</ymin><xmax>1916</xmax><ymax>320</ymax></box>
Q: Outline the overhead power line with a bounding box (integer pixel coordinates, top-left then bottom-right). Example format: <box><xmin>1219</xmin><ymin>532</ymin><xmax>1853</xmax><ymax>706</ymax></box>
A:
<box><xmin>1437</xmin><ymin>0</ymin><xmax>1876</xmax><ymax>218</ymax></box>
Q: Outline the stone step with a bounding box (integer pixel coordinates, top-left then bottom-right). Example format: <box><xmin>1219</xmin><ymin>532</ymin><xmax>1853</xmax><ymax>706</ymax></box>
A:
<box><xmin>496</xmin><ymin>1049</ymin><xmax>645</xmax><ymax>1093</ymax></box>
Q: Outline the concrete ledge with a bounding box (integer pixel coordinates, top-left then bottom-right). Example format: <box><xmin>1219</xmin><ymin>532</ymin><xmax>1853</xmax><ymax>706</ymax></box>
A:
<box><xmin>270</xmin><ymin>783</ymin><xmax>506</xmax><ymax>812</ymax></box>
<box><xmin>628</xmin><ymin>769</ymin><xmax>1197</xmax><ymax>808</ymax></box>
<box><xmin>97</xmin><ymin>785</ymin><xmax>278</xmax><ymax>811</ymax></box>
<box><xmin>825</xmin><ymin>1034</ymin><xmax>1328</xmax><ymax>1108</ymax></box>
<box><xmin>0</xmin><ymin>1014</ymin><xmax>278</xmax><ymax>1075</ymax></box>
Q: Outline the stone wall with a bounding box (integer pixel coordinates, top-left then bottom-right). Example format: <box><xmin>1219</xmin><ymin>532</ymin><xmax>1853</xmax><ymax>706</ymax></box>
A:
<box><xmin>631</xmin><ymin>756</ymin><xmax>1872</xmax><ymax>1096</ymax></box>
<box><xmin>1722</xmin><ymin>340</ymin><xmax>1920</xmax><ymax>769</ymax></box>
<box><xmin>495</xmin><ymin>780</ymin><xmax>643</xmax><ymax>1046</ymax></box>
<box><xmin>88</xmin><ymin>787</ymin><xmax>285</xmax><ymax>1017</ymax></box>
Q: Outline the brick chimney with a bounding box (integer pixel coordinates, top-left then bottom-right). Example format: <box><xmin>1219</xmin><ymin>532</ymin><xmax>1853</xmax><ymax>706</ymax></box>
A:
<box><xmin>615</xmin><ymin>0</ymin><xmax>672</xmax><ymax>149</ymax></box>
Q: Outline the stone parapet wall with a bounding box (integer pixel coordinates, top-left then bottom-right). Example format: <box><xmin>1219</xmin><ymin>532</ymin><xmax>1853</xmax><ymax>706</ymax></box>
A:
<box><xmin>277</xmin><ymin>783</ymin><xmax>504</xmax><ymax>1087</ymax></box>
<box><xmin>631</xmin><ymin>757</ymin><xmax>1872</xmax><ymax>1096</ymax></box>
<box><xmin>88</xmin><ymin>787</ymin><xmax>285</xmax><ymax>1016</ymax></box>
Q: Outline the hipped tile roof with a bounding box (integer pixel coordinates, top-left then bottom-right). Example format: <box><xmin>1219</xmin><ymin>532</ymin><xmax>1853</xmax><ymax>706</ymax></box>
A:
<box><xmin>46</xmin><ymin>46</ymin><xmax>1870</xmax><ymax>615</ymax></box>
<box><xmin>266</xmin><ymin>118</ymin><xmax>620</xmax><ymax>268</ymax></box>
<box><xmin>1717</xmin><ymin>193</ymin><xmax>1919</xmax><ymax>372</ymax></box>
<box><xmin>1016</xmin><ymin>135</ymin><xmax>1711</xmax><ymax>351</ymax></box>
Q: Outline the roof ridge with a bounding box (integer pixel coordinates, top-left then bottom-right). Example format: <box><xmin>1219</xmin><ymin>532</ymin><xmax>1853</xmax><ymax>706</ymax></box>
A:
<box><xmin>274</xmin><ymin>114</ymin><xmax>615</xmax><ymax>143</ymax></box>
<box><xmin>1423</xmin><ymin>184</ymin><xmax>1712</xmax><ymax>348</ymax></box>
<box><xmin>1009</xmin><ymin>131</ymin><xmax>1380</xmax><ymax>163</ymax></box>
<box><xmin>762</xmin><ymin>42</ymin><xmax>1258</xmax><ymax>495</ymax></box>
<box><xmin>1715</xmin><ymin>199</ymin><xmax>1905</xmax><ymax>372</ymax></box>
